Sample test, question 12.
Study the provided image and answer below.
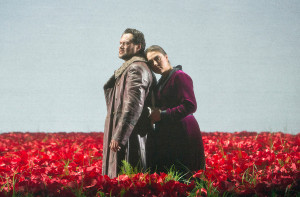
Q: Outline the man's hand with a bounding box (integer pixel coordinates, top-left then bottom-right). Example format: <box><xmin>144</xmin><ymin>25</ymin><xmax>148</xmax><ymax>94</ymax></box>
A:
<box><xmin>149</xmin><ymin>108</ymin><xmax>161</xmax><ymax>123</ymax></box>
<box><xmin>109</xmin><ymin>139</ymin><xmax>121</xmax><ymax>152</ymax></box>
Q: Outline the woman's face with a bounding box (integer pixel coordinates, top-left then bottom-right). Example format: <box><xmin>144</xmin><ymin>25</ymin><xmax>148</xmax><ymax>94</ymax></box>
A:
<box><xmin>146</xmin><ymin>51</ymin><xmax>171</xmax><ymax>75</ymax></box>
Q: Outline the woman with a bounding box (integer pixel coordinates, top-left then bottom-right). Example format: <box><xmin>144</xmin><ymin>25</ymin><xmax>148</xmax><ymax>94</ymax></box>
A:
<box><xmin>145</xmin><ymin>45</ymin><xmax>205</xmax><ymax>175</ymax></box>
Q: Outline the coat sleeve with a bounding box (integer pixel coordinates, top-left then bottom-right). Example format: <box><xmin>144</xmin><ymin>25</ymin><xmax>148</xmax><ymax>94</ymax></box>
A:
<box><xmin>162</xmin><ymin>71</ymin><xmax>197</xmax><ymax>121</ymax></box>
<box><xmin>112</xmin><ymin>63</ymin><xmax>151</xmax><ymax>145</ymax></box>
<box><xmin>103</xmin><ymin>74</ymin><xmax>116</xmax><ymax>105</ymax></box>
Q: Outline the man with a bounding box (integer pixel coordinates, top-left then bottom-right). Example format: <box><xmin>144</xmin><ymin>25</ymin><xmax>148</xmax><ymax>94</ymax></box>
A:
<box><xmin>102</xmin><ymin>28</ymin><xmax>156</xmax><ymax>178</ymax></box>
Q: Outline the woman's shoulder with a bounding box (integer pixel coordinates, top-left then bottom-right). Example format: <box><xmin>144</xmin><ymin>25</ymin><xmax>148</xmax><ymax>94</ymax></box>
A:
<box><xmin>173</xmin><ymin>69</ymin><xmax>186</xmax><ymax>75</ymax></box>
<box><xmin>172</xmin><ymin>69</ymin><xmax>192</xmax><ymax>81</ymax></box>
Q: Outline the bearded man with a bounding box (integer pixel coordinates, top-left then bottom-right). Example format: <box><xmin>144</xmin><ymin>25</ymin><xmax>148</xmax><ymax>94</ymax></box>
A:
<box><xmin>102</xmin><ymin>28</ymin><xmax>156</xmax><ymax>178</ymax></box>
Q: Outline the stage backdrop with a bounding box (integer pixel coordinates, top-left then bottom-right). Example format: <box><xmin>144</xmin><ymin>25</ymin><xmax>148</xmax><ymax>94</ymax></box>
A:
<box><xmin>0</xmin><ymin>1</ymin><xmax>299</xmax><ymax>134</ymax></box>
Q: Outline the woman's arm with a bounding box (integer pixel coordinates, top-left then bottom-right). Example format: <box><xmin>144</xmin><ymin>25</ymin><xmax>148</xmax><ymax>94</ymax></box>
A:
<box><xmin>163</xmin><ymin>71</ymin><xmax>197</xmax><ymax>121</ymax></box>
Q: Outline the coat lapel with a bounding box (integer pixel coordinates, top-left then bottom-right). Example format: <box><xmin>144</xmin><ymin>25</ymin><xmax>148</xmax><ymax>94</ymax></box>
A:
<box><xmin>157</xmin><ymin>65</ymin><xmax>182</xmax><ymax>94</ymax></box>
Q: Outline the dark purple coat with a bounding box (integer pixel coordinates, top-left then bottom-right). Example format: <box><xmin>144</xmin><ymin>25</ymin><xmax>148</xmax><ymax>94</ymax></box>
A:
<box><xmin>148</xmin><ymin>66</ymin><xmax>205</xmax><ymax>173</ymax></box>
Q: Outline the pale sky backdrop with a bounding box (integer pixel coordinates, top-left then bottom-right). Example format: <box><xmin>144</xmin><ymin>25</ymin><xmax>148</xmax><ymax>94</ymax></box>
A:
<box><xmin>1</xmin><ymin>1</ymin><xmax>299</xmax><ymax>134</ymax></box>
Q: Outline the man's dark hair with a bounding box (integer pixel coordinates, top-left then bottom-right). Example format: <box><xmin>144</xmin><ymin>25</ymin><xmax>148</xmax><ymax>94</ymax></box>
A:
<box><xmin>123</xmin><ymin>28</ymin><xmax>146</xmax><ymax>55</ymax></box>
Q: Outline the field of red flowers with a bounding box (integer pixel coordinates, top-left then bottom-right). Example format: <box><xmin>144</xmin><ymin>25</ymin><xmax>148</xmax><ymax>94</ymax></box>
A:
<box><xmin>0</xmin><ymin>131</ymin><xmax>299</xmax><ymax>196</ymax></box>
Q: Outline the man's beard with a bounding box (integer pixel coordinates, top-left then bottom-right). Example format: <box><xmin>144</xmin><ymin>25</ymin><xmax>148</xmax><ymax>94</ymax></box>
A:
<box><xmin>119</xmin><ymin>53</ymin><xmax>134</xmax><ymax>61</ymax></box>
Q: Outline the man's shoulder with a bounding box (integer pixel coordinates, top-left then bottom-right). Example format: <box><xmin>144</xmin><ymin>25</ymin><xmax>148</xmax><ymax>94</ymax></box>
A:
<box><xmin>129</xmin><ymin>60</ymin><xmax>150</xmax><ymax>72</ymax></box>
<box><xmin>130</xmin><ymin>60</ymin><xmax>147</xmax><ymax>67</ymax></box>
<box><xmin>126</xmin><ymin>61</ymin><xmax>153</xmax><ymax>82</ymax></box>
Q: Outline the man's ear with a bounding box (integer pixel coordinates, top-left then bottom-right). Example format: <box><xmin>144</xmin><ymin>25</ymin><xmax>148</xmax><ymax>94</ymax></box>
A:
<box><xmin>135</xmin><ymin>44</ymin><xmax>142</xmax><ymax>52</ymax></box>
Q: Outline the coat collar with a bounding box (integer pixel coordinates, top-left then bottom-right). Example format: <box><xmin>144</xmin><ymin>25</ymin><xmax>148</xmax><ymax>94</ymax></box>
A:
<box><xmin>114</xmin><ymin>56</ymin><xmax>147</xmax><ymax>79</ymax></box>
<box><xmin>157</xmin><ymin>65</ymin><xmax>182</xmax><ymax>93</ymax></box>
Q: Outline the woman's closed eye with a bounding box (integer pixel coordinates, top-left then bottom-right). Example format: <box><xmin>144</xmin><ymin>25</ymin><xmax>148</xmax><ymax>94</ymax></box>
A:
<box><xmin>154</xmin><ymin>56</ymin><xmax>162</xmax><ymax>62</ymax></box>
<box><xmin>148</xmin><ymin>55</ymin><xmax>162</xmax><ymax>66</ymax></box>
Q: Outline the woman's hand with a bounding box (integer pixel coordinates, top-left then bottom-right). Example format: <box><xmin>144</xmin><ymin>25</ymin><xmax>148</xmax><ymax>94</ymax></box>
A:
<box><xmin>149</xmin><ymin>108</ymin><xmax>161</xmax><ymax>123</ymax></box>
<box><xmin>109</xmin><ymin>139</ymin><xmax>121</xmax><ymax>152</ymax></box>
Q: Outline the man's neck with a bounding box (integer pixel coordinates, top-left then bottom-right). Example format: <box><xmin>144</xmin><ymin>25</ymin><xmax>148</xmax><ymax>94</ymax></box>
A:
<box><xmin>121</xmin><ymin>55</ymin><xmax>135</xmax><ymax>62</ymax></box>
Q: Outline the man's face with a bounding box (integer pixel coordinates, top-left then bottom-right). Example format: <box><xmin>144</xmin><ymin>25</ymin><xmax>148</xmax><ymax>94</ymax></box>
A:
<box><xmin>119</xmin><ymin>33</ymin><xmax>141</xmax><ymax>60</ymax></box>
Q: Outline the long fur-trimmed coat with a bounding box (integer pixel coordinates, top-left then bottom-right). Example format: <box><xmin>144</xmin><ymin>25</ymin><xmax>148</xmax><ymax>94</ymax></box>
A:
<box><xmin>102</xmin><ymin>56</ymin><xmax>155</xmax><ymax>178</ymax></box>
